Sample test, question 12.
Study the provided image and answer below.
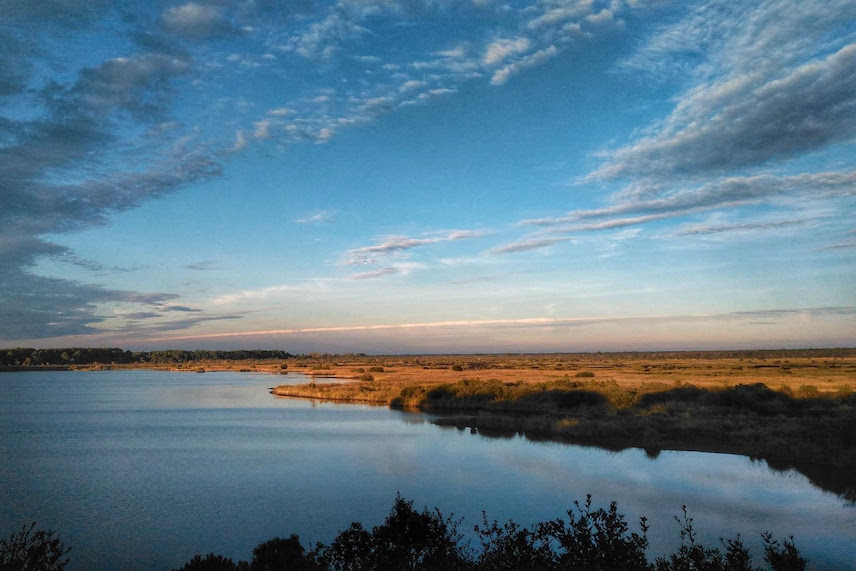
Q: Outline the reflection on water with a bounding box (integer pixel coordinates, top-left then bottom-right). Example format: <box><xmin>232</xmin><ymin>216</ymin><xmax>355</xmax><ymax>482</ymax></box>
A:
<box><xmin>1</xmin><ymin>371</ymin><xmax>853</xmax><ymax>570</ymax></box>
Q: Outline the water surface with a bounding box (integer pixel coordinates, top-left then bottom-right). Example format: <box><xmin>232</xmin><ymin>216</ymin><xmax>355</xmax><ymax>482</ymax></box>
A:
<box><xmin>1</xmin><ymin>370</ymin><xmax>853</xmax><ymax>570</ymax></box>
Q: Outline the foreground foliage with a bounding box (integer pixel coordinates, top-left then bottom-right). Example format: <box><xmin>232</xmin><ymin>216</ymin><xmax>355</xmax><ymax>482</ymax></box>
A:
<box><xmin>0</xmin><ymin>523</ymin><xmax>70</xmax><ymax>571</ymax></box>
<box><xmin>173</xmin><ymin>496</ymin><xmax>805</xmax><ymax>571</ymax></box>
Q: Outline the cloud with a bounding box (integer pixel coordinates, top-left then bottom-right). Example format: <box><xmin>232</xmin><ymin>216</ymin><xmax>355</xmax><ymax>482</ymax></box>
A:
<box><xmin>252</xmin><ymin>120</ymin><xmax>271</xmax><ymax>139</ymax></box>
<box><xmin>343</xmin><ymin>229</ymin><xmax>491</xmax><ymax>265</ymax></box>
<box><xmin>281</xmin><ymin>8</ymin><xmax>371</xmax><ymax>58</ymax></box>
<box><xmin>670</xmin><ymin>217</ymin><xmax>826</xmax><ymax>237</ymax></box>
<box><xmin>350</xmin><ymin>267</ymin><xmax>401</xmax><ymax>280</ymax></box>
<box><xmin>594</xmin><ymin>43</ymin><xmax>856</xmax><ymax>180</ymax></box>
<box><xmin>821</xmin><ymin>242</ymin><xmax>856</xmax><ymax>250</ymax></box>
<box><xmin>71</xmin><ymin>53</ymin><xmax>191</xmax><ymax>121</ymax></box>
<box><xmin>0</xmin><ymin>23</ymin><xmax>224</xmax><ymax>340</ymax></box>
<box><xmin>185</xmin><ymin>260</ymin><xmax>220</xmax><ymax>271</ymax></box>
<box><xmin>0</xmin><ymin>267</ymin><xmax>180</xmax><ymax>339</ymax></box>
<box><xmin>489</xmin><ymin>236</ymin><xmax>571</xmax><ymax>254</ymax></box>
<box><xmin>166</xmin><ymin>305</ymin><xmax>202</xmax><ymax>312</ymax></box>
<box><xmin>491</xmin><ymin>45</ymin><xmax>559</xmax><ymax>85</ymax></box>
<box><xmin>294</xmin><ymin>211</ymin><xmax>335</xmax><ymax>224</ymax></box>
<box><xmin>522</xmin><ymin>171</ymin><xmax>856</xmax><ymax>227</ymax></box>
<box><xmin>144</xmin><ymin>305</ymin><xmax>856</xmax><ymax>343</ymax></box>
<box><xmin>123</xmin><ymin>312</ymin><xmax>162</xmax><ymax>321</ymax></box>
<box><xmin>230</xmin><ymin>129</ymin><xmax>248</xmax><ymax>152</ymax></box>
<box><xmin>117</xmin><ymin>313</ymin><xmax>246</xmax><ymax>336</ymax></box>
<box><xmin>160</xmin><ymin>3</ymin><xmax>235</xmax><ymax>39</ymax></box>
<box><xmin>483</xmin><ymin>37</ymin><xmax>531</xmax><ymax>66</ymax></box>
<box><xmin>527</xmin><ymin>1</ymin><xmax>595</xmax><ymax>29</ymax></box>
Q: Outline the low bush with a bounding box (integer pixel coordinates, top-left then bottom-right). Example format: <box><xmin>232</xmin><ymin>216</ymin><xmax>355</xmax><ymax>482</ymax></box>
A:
<box><xmin>0</xmin><ymin>523</ymin><xmax>71</xmax><ymax>571</ymax></box>
<box><xmin>169</xmin><ymin>496</ymin><xmax>805</xmax><ymax>571</ymax></box>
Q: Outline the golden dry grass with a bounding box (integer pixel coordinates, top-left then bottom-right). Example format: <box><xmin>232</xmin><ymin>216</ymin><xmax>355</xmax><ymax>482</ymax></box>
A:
<box><xmin>271</xmin><ymin>352</ymin><xmax>856</xmax><ymax>399</ymax></box>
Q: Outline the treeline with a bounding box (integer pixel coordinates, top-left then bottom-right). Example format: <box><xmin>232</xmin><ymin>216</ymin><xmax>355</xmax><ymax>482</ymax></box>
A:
<box><xmin>171</xmin><ymin>496</ymin><xmax>805</xmax><ymax>571</ymax></box>
<box><xmin>0</xmin><ymin>348</ymin><xmax>292</xmax><ymax>367</ymax></box>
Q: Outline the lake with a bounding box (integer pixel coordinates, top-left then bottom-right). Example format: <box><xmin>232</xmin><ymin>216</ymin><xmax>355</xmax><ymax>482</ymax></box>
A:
<box><xmin>1</xmin><ymin>370</ymin><xmax>853</xmax><ymax>570</ymax></box>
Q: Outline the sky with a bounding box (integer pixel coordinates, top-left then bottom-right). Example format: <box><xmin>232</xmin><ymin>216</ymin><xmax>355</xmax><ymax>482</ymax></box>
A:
<box><xmin>1</xmin><ymin>0</ymin><xmax>854</xmax><ymax>353</ymax></box>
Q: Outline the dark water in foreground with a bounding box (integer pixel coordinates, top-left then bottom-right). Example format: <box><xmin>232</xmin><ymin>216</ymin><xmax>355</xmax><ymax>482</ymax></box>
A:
<box><xmin>1</xmin><ymin>370</ymin><xmax>853</xmax><ymax>570</ymax></box>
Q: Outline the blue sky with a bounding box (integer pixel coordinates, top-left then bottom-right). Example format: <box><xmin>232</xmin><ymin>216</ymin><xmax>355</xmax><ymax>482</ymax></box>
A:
<box><xmin>1</xmin><ymin>0</ymin><xmax>854</xmax><ymax>352</ymax></box>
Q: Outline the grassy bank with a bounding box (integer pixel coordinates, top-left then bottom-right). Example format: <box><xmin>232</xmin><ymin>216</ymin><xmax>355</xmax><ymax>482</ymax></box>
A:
<box><xmin>272</xmin><ymin>355</ymin><xmax>856</xmax><ymax>502</ymax></box>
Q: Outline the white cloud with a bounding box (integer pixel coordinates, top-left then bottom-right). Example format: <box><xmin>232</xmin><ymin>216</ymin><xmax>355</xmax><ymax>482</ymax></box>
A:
<box><xmin>294</xmin><ymin>211</ymin><xmax>335</xmax><ymax>224</ymax></box>
<box><xmin>161</xmin><ymin>2</ymin><xmax>233</xmax><ymax>39</ymax></box>
<box><xmin>594</xmin><ymin>43</ymin><xmax>856</xmax><ymax>180</ymax></box>
<box><xmin>252</xmin><ymin>120</ymin><xmax>271</xmax><ymax>139</ymax></box>
<box><xmin>490</xmin><ymin>236</ymin><xmax>571</xmax><ymax>254</ymax></box>
<box><xmin>491</xmin><ymin>45</ymin><xmax>558</xmax><ymax>85</ymax></box>
<box><xmin>527</xmin><ymin>1</ymin><xmax>594</xmax><ymax>29</ymax></box>
<box><xmin>522</xmin><ymin>171</ymin><xmax>856</xmax><ymax>227</ymax></box>
<box><xmin>483</xmin><ymin>37</ymin><xmax>532</xmax><ymax>66</ymax></box>
<box><xmin>229</xmin><ymin>129</ymin><xmax>248</xmax><ymax>152</ymax></box>
<box><xmin>343</xmin><ymin>229</ymin><xmax>491</xmax><ymax>265</ymax></box>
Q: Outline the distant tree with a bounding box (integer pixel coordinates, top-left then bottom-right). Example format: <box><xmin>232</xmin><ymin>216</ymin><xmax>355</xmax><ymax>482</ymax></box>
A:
<box><xmin>250</xmin><ymin>535</ymin><xmax>321</xmax><ymax>571</ymax></box>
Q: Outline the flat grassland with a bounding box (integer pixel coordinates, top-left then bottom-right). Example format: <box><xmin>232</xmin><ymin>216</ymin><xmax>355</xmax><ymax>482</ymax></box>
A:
<box><xmin>270</xmin><ymin>350</ymin><xmax>856</xmax><ymax>501</ymax></box>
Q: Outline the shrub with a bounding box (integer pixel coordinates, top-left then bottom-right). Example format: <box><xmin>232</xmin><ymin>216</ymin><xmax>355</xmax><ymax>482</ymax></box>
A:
<box><xmin>544</xmin><ymin>495</ymin><xmax>650</xmax><ymax>570</ymax></box>
<box><xmin>359</xmin><ymin>372</ymin><xmax>375</xmax><ymax>382</ymax></box>
<box><xmin>574</xmin><ymin>371</ymin><xmax>595</xmax><ymax>378</ymax></box>
<box><xmin>0</xmin><ymin>523</ymin><xmax>71</xmax><ymax>571</ymax></box>
<box><xmin>367</xmin><ymin>366</ymin><xmax>384</xmax><ymax>373</ymax></box>
<box><xmin>321</xmin><ymin>495</ymin><xmax>469</xmax><ymax>571</ymax></box>
<box><xmin>451</xmin><ymin>365</ymin><xmax>463</xmax><ymax>371</ymax></box>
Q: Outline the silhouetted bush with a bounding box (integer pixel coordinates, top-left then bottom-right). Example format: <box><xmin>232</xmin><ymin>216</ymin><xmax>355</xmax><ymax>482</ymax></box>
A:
<box><xmin>319</xmin><ymin>495</ymin><xmax>468</xmax><ymax>571</ymax></box>
<box><xmin>169</xmin><ymin>496</ymin><xmax>806</xmax><ymax>571</ymax></box>
<box><xmin>0</xmin><ymin>523</ymin><xmax>70</xmax><ymax>571</ymax></box>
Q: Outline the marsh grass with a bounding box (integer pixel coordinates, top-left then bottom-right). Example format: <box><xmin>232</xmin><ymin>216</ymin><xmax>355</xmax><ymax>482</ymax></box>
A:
<box><xmin>273</xmin><ymin>366</ymin><xmax>856</xmax><ymax>502</ymax></box>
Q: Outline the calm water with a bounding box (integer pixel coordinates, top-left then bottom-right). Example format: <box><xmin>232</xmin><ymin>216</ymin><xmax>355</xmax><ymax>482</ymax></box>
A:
<box><xmin>1</xmin><ymin>370</ymin><xmax>853</xmax><ymax>570</ymax></box>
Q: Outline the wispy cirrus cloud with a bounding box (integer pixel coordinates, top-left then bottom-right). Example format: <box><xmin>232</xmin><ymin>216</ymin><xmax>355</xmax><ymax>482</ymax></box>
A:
<box><xmin>144</xmin><ymin>305</ymin><xmax>856</xmax><ymax>343</ymax></box>
<box><xmin>343</xmin><ymin>229</ymin><xmax>492</xmax><ymax>266</ymax></box>
<box><xmin>490</xmin><ymin>236</ymin><xmax>572</xmax><ymax>255</ymax></box>
<box><xmin>294</xmin><ymin>210</ymin><xmax>335</xmax><ymax>224</ymax></box>
<box><xmin>669</xmin><ymin>216</ymin><xmax>828</xmax><ymax>237</ymax></box>
<box><xmin>185</xmin><ymin>260</ymin><xmax>220</xmax><ymax>271</ymax></box>
<box><xmin>349</xmin><ymin>262</ymin><xmax>425</xmax><ymax>280</ymax></box>
<box><xmin>520</xmin><ymin>171</ymin><xmax>856</xmax><ymax>228</ymax></box>
<box><xmin>486</xmin><ymin>0</ymin><xmax>855</xmax><ymax>260</ymax></box>
<box><xmin>593</xmin><ymin>43</ymin><xmax>856</xmax><ymax>180</ymax></box>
